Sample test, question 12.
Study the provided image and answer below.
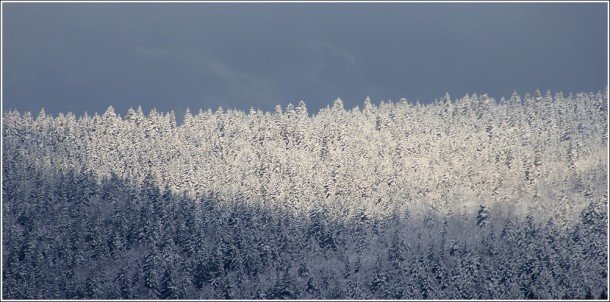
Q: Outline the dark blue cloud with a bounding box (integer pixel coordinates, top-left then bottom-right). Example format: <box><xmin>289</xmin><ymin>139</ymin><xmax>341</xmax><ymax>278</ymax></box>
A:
<box><xmin>3</xmin><ymin>2</ymin><xmax>607</xmax><ymax>120</ymax></box>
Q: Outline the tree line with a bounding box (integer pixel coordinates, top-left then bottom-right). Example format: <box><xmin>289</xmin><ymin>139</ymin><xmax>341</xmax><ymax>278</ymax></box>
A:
<box><xmin>2</xmin><ymin>88</ymin><xmax>608</xmax><ymax>299</ymax></box>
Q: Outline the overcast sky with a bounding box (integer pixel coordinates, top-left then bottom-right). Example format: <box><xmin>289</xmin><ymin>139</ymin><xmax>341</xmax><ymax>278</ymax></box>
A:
<box><xmin>2</xmin><ymin>2</ymin><xmax>608</xmax><ymax>120</ymax></box>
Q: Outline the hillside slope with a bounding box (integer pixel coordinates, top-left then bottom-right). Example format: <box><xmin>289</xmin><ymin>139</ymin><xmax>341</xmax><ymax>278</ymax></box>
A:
<box><xmin>2</xmin><ymin>89</ymin><xmax>608</xmax><ymax>299</ymax></box>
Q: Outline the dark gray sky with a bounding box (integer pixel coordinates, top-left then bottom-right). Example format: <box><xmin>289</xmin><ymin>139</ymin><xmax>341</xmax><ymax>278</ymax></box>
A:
<box><xmin>3</xmin><ymin>2</ymin><xmax>608</xmax><ymax>120</ymax></box>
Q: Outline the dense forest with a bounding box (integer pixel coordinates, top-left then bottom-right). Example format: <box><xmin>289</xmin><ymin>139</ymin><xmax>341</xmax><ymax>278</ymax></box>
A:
<box><xmin>2</xmin><ymin>89</ymin><xmax>608</xmax><ymax>299</ymax></box>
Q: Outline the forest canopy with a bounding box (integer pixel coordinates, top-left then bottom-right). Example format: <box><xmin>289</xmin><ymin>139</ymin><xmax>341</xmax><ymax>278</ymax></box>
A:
<box><xmin>2</xmin><ymin>88</ymin><xmax>608</xmax><ymax>299</ymax></box>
